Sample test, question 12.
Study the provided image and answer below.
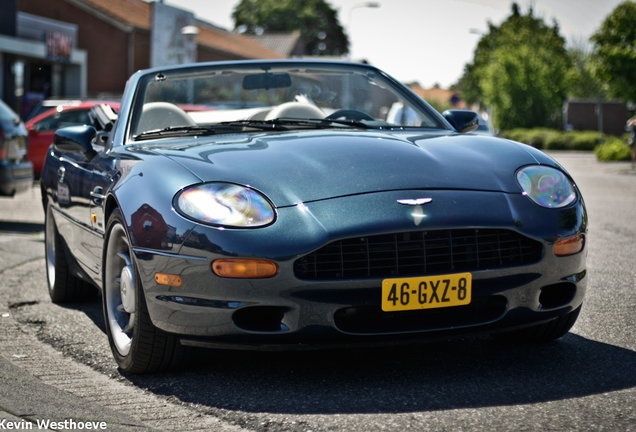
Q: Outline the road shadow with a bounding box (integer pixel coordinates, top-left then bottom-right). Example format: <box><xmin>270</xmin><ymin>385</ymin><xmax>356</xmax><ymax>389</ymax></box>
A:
<box><xmin>57</xmin><ymin>298</ymin><xmax>107</xmax><ymax>335</ymax></box>
<box><xmin>124</xmin><ymin>333</ymin><xmax>636</xmax><ymax>414</ymax></box>
<box><xmin>0</xmin><ymin>221</ymin><xmax>44</xmax><ymax>234</ymax></box>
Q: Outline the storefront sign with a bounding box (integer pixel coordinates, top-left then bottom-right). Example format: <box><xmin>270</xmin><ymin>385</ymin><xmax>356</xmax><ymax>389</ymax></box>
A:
<box><xmin>46</xmin><ymin>31</ymin><xmax>73</xmax><ymax>62</ymax></box>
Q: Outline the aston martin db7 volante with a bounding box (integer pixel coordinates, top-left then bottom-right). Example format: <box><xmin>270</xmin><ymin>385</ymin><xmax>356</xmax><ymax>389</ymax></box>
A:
<box><xmin>41</xmin><ymin>60</ymin><xmax>587</xmax><ymax>373</ymax></box>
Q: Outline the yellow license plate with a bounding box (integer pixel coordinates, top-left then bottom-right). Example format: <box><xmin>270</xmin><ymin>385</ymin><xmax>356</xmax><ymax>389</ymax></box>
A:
<box><xmin>381</xmin><ymin>273</ymin><xmax>472</xmax><ymax>312</ymax></box>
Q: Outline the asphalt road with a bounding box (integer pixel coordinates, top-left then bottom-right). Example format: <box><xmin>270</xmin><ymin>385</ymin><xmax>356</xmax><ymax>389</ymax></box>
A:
<box><xmin>0</xmin><ymin>151</ymin><xmax>635</xmax><ymax>432</ymax></box>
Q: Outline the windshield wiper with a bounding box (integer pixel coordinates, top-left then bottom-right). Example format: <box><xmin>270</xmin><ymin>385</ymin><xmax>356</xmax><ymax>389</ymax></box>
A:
<box><xmin>134</xmin><ymin>125</ymin><xmax>221</xmax><ymax>140</ymax></box>
<box><xmin>214</xmin><ymin>119</ymin><xmax>292</xmax><ymax>130</ymax></box>
<box><xmin>280</xmin><ymin>117</ymin><xmax>375</xmax><ymax>129</ymax></box>
<box><xmin>319</xmin><ymin>118</ymin><xmax>375</xmax><ymax>129</ymax></box>
<box><xmin>133</xmin><ymin>122</ymin><xmax>292</xmax><ymax>140</ymax></box>
<box><xmin>133</xmin><ymin>117</ymin><xmax>377</xmax><ymax>141</ymax></box>
<box><xmin>220</xmin><ymin>118</ymin><xmax>375</xmax><ymax>129</ymax></box>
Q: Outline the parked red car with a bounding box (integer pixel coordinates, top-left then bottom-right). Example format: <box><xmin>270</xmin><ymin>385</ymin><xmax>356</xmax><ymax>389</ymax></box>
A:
<box><xmin>25</xmin><ymin>101</ymin><xmax>119</xmax><ymax>175</ymax></box>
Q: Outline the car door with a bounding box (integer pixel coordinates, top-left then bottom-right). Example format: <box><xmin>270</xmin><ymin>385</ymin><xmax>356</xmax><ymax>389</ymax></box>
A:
<box><xmin>86</xmin><ymin>149</ymin><xmax>118</xmax><ymax>280</ymax></box>
<box><xmin>48</xmin><ymin>145</ymin><xmax>100</xmax><ymax>280</ymax></box>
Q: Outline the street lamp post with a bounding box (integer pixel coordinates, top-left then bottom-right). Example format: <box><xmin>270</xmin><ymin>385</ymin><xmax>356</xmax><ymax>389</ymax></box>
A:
<box><xmin>347</xmin><ymin>2</ymin><xmax>380</xmax><ymax>59</ymax></box>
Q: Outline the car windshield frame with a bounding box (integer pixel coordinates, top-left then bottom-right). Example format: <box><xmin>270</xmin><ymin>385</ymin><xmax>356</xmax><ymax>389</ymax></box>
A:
<box><xmin>124</xmin><ymin>61</ymin><xmax>450</xmax><ymax>143</ymax></box>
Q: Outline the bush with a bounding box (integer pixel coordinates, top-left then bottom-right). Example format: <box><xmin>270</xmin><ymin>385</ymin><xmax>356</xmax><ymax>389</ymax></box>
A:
<box><xmin>497</xmin><ymin>128</ymin><xmax>527</xmax><ymax>142</ymax></box>
<box><xmin>567</xmin><ymin>131</ymin><xmax>600</xmax><ymax>151</ymax></box>
<box><xmin>499</xmin><ymin>128</ymin><xmax>551</xmax><ymax>148</ymax></box>
<box><xmin>499</xmin><ymin>128</ymin><xmax>603</xmax><ymax>151</ymax></box>
<box><xmin>544</xmin><ymin>130</ymin><xmax>573</xmax><ymax>150</ymax></box>
<box><xmin>595</xmin><ymin>137</ymin><xmax>633</xmax><ymax>161</ymax></box>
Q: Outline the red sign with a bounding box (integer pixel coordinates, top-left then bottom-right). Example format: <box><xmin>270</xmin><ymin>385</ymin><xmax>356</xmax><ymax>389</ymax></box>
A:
<box><xmin>46</xmin><ymin>31</ymin><xmax>72</xmax><ymax>61</ymax></box>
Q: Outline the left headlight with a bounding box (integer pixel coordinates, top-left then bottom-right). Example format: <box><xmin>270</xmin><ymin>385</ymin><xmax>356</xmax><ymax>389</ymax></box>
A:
<box><xmin>516</xmin><ymin>165</ymin><xmax>576</xmax><ymax>208</ymax></box>
<box><xmin>174</xmin><ymin>183</ymin><xmax>276</xmax><ymax>228</ymax></box>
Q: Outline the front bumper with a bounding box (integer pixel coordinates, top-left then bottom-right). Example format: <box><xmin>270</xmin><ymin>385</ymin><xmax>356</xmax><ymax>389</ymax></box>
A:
<box><xmin>133</xmin><ymin>189</ymin><xmax>588</xmax><ymax>348</ymax></box>
<box><xmin>0</xmin><ymin>161</ymin><xmax>34</xmax><ymax>196</ymax></box>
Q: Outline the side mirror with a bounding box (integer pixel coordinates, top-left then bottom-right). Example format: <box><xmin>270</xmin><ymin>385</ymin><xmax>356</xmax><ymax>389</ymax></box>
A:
<box><xmin>54</xmin><ymin>125</ymin><xmax>98</xmax><ymax>160</ymax></box>
<box><xmin>442</xmin><ymin>110</ymin><xmax>479</xmax><ymax>134</ymax></box>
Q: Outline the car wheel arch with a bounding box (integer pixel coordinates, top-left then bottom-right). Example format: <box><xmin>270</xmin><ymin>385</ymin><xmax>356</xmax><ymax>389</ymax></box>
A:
<box><xmin>40</xmin><ymin>181</ymin><xmax>48</xmax><ymax>210</ymax></box>
<box><xmin>101</xmin><ymin>196</ymin><xmax>133</xmax><ymax>278</ymax></box>
<box><xmin>103</xmin><ymin>194</ymin><xmax>119</xmax><ymax>232</ymax></box>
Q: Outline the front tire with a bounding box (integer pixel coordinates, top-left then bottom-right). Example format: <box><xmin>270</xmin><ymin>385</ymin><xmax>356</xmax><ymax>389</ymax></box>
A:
<box><xmin>103</xmin><ymin>209</ymin><xmax>184</xmax><ymax>373</ymax></box>
<box><xmin>491</xmin><ymin>305</ymin><xmax>582</xmax><ymax>343</ymax></box>
<box><xmin>45</xmin><ymin>203</ymin><xmax>96</xmax><ymax>303</ymax></box>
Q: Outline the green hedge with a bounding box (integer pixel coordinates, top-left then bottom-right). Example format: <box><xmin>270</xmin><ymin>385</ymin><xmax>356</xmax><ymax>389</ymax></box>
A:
<box><xmin>498</xmin><ymin>128</ymin><xmax>601</xmax><ymax>151</ymax></box>
<box><xmin>499</xmin><ymin>128</ymin><xmax>633</xmax><ymax>161</ymax></box>
<box><xmin>595</xmin><ymin>137</ymin><xmax>633</xmax><ymax>161</ymax></box>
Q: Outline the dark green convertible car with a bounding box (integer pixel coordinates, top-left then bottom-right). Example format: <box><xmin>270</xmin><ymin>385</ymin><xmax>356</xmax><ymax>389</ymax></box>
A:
<box><xmin>41</xmin><ymin>60</ymin><xmax>587</xmax><ymax>373</ymax></box>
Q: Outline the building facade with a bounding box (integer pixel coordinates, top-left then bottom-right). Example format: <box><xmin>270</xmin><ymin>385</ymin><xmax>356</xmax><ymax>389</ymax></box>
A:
<box><xmin>1</xmin><ymin>0</ymin><xmax>88</xmax><ymax>117</ymax></box>
<box><xmin>1</xmin><ymin>0</ymin><xmax>283</xmax><ymax>117</ymax></box>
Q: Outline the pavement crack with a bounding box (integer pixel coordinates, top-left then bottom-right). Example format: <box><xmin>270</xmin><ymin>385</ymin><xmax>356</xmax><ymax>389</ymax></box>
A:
<box><xmin>0</xmin><ymin>257</ymin><xmax>44</xmax><ymax>277</ymax></box>
<box><xmin>8</xmin><ymin>301</ymin><xmax>39</xmax><ymax>309</ymax></box>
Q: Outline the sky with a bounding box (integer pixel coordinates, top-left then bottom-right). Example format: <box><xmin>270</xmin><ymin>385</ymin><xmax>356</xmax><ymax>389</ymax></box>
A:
<box><xmin>156</xmin><ymin>0</ymin><xmax>625</xmax><ymax>89</ymax></box>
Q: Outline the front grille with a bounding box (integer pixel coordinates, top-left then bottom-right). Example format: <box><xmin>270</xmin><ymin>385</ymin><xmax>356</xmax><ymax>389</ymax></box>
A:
<box><xmin>294</xmin><ymin>229</ymin><xmax>542</xmax><ymax>280</ymax></box>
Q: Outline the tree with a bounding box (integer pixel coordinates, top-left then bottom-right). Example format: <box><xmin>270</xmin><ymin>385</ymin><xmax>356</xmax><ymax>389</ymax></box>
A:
<box><xmin>591</xmin><ymin>1</ymin><xmax>636</xmax><ymax>103</ymax></box>
<box><xmin>455</xmin><ymin>27</ymin><xmax>498</xmax><ymax>106</ymax></box>
<box><xmin>567</xmin><ymin>42</ymin><xmax>607</xmax><ymax>98</ymax></box>
<box><xmin>455</xmin><ymin>4</ymin><xmax>571</xmax><ymax>130</ymax></box>
<box><xmin>232</xmin><ymin>0</ymin><xmax>349</xmax><ymax>56</ymax></box>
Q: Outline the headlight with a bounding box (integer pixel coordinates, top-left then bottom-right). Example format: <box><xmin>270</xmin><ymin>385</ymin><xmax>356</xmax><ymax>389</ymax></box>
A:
<box><xmin>516</xmin><ymin>166</ymin><xmax>576</xmax><ymax>208</ymax></box>
<box><xmin>174</xmin><ymin>183</ymin><xmax>275</xmax><ymax>227</ymax></box>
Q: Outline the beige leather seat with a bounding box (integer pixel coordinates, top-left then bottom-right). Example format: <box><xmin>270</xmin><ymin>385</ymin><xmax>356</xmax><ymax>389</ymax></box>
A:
<box><xmin>265</xmin><ymin>102</ymin><xmax>325</xmax><ymax>120</ymax></box>
<box><xmin>135</xmin><ymin>102</ymin><xmax>195</xmax><ymax>135</ymax></box>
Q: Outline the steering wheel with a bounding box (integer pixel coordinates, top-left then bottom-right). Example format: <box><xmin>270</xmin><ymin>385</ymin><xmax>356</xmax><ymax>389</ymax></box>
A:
<box><xmin>325</xmin><ymin>109</ymin><xmax>375</xmax><ymax>121</ymax></box>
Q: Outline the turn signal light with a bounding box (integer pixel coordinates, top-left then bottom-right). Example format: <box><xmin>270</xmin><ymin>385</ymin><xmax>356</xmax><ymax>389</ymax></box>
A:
<box><xmin>212</xmin><ymin>259</ymin><xmax>278</xmax><ymax>278</ymax></box>
<box><xmin>155</xmin><ymin>273</ymin><xmax>183</xmax><ymax>287</ymax></box>
<box><xmin>554</xmin><ymin>234</ymin><xmax>585</xmax><ymax>257</ymax></box>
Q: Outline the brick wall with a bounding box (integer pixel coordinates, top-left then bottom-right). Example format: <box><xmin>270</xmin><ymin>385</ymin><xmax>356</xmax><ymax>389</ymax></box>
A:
<box><xmin>19</xmin><ymin>0</ymin><xmax>149</xmax><ymax>96</ymax></box>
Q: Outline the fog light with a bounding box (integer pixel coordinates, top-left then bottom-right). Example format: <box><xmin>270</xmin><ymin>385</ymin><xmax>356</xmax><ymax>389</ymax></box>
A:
<box><xmin>212</xmin><ymin>259</ymin><xmax>278</xmax><ymax>278</ymax></box>
<box><xmin>554</xmin><ymin>234</ymin><xmax>585</xmax><ymax>257</ymax></box>
<box><xmin>155</xmin><ymin>273</ymin><xmax>182</xmax><ymax>287</ymax></box>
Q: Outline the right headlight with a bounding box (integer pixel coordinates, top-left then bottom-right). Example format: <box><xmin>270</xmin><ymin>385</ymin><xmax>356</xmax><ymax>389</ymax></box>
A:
<box><xmin>516</xmin><ymin>165</ymin><xmax>577</xmax><ymax>208</ymax></box>
<box><xmin>174</xmin><ymin>182</ymin><xmax>276</xmax><ymax>228</ymax></box>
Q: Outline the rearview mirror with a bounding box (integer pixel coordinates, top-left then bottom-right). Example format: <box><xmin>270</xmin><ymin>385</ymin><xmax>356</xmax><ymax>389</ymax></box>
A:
<box><xmin>243</xmin><ymin>72</ymin><xmax>292</xmax><ymax>90</ymax></box>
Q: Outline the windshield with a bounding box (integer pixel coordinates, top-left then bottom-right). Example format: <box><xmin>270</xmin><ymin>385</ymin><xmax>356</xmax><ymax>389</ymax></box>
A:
<box><xmin>129</xmin><ymin>63</ymin><xmax>445</xmax><ymax>139</ymax></box>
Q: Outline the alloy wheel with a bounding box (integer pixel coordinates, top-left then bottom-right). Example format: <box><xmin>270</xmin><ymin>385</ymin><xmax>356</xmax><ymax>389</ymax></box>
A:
<box><xmin>104</xmin><ymin>223</ymin><xmax>136</xmax><ymax>356</ymax></box>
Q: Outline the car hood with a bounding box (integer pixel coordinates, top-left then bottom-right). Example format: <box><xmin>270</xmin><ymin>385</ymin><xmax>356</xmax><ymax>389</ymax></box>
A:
<box><xmin>146</xmin><ymin>130</ymin><xmax>548</xmax><ymax>207</ymax></box>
